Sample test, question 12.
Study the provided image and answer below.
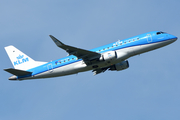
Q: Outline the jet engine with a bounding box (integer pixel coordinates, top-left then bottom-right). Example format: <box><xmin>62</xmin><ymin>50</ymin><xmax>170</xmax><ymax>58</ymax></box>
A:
<box><xmin>99</xmin><ymin>51</ymin><xmax>117</xmax><ymax>61</ymax></box>
<box><xmin>109</xmin><ymin>60</ymin><xmax>129</xmax><ymax>71</ymax></box>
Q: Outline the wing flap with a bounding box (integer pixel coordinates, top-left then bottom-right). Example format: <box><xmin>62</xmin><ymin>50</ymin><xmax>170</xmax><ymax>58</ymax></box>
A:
<box><xmin>4</xmin><ymin>68</ymin><xmax>32</xmax><ymax>76</ymax></box>
<box><xmin>92</xmin><ymin>67</ymin><xmax>109</xmax><ymax>75</ymax></box>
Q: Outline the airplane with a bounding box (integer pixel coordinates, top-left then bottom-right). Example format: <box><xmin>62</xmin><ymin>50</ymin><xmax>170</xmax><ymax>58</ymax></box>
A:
<box><xmin>4</xmin><ymin>31</ymin><xmax>177</xmax><ymax>80</ymax></box>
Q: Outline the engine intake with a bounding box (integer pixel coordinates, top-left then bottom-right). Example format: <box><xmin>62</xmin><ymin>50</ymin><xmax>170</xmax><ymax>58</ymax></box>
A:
<box><xmin>100</xmin><ymin>51</ymin><xmax>117</xmax><ymax>61</ymax></box>
<box><xmin>109</xmin><ymin>60</ymin><xmax>129</xmax><ymax>71</ymax></box>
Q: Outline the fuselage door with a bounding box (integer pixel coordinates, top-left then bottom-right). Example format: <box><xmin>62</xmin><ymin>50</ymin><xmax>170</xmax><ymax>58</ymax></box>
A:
<box><xmin>47</xmin><ymin>63</ymin><xmax>53</xmax><ymax>72</ymax></box>
<box><xmin>147</xmin><ymin>34</ymin><xmax>152</xmax><ymax>43</ymax></box>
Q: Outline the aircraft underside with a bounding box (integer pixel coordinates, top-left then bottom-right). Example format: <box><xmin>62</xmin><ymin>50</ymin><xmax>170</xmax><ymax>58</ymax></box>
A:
<box><xmin>19</xmin><ymin>39</ymin><xmax>175</xmax><ymax>80</ymax></box>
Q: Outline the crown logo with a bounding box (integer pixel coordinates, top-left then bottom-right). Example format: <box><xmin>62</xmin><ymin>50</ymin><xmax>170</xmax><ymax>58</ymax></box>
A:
<box><xmin>16</xmin><ymin>55</ymin><xmax>24</xmax><ymax>59</ymax></box>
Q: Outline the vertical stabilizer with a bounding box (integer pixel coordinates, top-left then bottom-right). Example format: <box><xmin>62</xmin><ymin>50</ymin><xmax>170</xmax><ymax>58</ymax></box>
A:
<box><xmin>5</xmin><ymin>45</ymin><xmax>47</xmax><ymax>70</ymax></box>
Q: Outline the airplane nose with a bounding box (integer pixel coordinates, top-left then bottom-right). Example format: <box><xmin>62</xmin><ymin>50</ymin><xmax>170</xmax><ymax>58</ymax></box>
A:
<box><xmin>169</xmin><ymin>34</ymin><xmax>178</xmax><ymax>42</ymax></box>
<box><xmin>172</xmin><ymin>36</ymin><xmax>178</xmax><ymax>42</ymax></box>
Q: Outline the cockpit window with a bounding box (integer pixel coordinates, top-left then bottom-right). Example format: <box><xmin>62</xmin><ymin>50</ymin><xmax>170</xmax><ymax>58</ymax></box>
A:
<box><xmin>161</xmin><ymin>32</ymin><xmax>166</xmax><ymax>34</ymax></box>
<box><xmin>157</xmin><ymin>32</ymin><xmax>161</xmax><ymax>35</ymax></box>
<box><xmin>157</xmin><ymin>31</ymin><xmax>166</xmax><ymax>35</ymax></box>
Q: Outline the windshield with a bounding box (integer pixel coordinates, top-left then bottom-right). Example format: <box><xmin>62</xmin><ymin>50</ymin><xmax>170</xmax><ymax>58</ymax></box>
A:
<box><xmin>157</xmin><ymin>31</ymin><xmax>166</xmax><ymax>35</ymax></box>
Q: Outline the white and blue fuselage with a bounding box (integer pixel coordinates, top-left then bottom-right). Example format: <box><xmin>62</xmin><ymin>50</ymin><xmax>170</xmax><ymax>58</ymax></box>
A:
<box><xmin>5</xmin><ymin>31</ymin><xmax>177</xmax><ymax>80</ymax></box>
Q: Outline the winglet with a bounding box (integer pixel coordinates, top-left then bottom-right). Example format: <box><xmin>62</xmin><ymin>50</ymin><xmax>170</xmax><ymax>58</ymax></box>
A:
<box><xmin>49</xmin><ymin>35</ymin><xmax>65</xmax><ymax>47</ymax></box>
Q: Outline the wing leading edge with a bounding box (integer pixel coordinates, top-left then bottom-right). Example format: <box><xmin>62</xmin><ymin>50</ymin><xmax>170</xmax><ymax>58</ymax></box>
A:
<box><xmin>49</xmin><ymin>35</ymin><xmax>101</xmax><ymax>61</ymax></box>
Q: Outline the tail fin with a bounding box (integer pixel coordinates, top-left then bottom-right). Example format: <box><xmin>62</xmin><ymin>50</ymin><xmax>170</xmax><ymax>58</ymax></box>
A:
<box><xmin>5</xmin><ymin>45</ymin><xmax>47</xmax><ymax>70</ymax></box>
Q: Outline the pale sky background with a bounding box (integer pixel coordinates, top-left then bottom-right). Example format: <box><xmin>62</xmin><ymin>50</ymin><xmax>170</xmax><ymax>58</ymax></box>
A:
<box><xmin>1</xmin><ymin>0</ymin><xmax>180</xmax><ymax>120</ymax></box>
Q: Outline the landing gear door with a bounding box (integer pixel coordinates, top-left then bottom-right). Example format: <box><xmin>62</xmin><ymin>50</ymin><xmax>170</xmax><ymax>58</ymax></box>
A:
<box><xmin>147</xmin><ymin>34</ymin><xmax>152</xmax><ymax>43</ymax></box>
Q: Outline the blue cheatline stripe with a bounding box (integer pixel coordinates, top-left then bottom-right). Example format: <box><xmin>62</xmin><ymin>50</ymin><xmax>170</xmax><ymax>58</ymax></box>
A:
<box><xmin>32</xmin><ymin>59</ymin><xmax>81</xmax><ymax>76</ymax></box>
<box><xmin>29</xmin><ymin>39</ymin><xmax>171</xmax><ymax>77</ymax></box>
<box><xmin>113</xmin><ymin>38</ymin><xmax>172</xmax><ymax>51</ymax></box>
<box><xmin>20</xmin><ymin>32</ymin><xmax>171</xmax><ymax>79</ymax></box>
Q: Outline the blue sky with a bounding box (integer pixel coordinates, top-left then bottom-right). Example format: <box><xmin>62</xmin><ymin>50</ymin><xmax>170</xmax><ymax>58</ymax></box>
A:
<box><xmin>1</xmin><ymin>0</ymin><xmax>180</xmax><ymax>120</ymax></box>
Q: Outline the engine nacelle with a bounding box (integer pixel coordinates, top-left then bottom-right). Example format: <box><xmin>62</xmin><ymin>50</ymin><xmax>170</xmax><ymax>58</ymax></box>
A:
<box><xmin>100</xmin><ymin>51</ymin><xmax>117</xmax><ymax>61</ymax></box>
<box><xmin>109</xmin><ymin>60</ymin><xmax>129</xmax><ymax>71</ymax></box>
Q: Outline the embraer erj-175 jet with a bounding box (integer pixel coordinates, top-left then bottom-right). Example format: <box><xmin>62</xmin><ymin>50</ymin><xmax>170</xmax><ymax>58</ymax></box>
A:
<box><xmin>4</xmin><ymin>31</ymin><xmax>177</xmax><ymax>80</ymax></box>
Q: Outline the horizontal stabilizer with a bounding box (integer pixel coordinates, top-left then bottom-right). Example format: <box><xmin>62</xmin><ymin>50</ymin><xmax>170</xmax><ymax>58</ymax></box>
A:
<box><xmin>4</xmin><ymin>68</ymin><xmax>32</xmax><ymax>76</ymax></box>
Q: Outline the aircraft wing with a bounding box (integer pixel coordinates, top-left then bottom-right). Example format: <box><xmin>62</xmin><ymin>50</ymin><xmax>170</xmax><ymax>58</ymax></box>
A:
<box><xmin>49</xmin><ymin>35</ymin><xmax>101</xmax><ymax>61</ymax></box>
